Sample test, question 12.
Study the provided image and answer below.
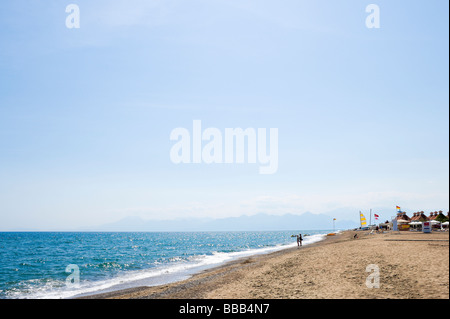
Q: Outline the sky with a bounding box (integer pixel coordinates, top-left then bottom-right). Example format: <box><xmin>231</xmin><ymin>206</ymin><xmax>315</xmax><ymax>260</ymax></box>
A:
<box><xmin>0</xmin><ymin>0</ymin><xmax>448</xmax><ymax>230</ymax></box>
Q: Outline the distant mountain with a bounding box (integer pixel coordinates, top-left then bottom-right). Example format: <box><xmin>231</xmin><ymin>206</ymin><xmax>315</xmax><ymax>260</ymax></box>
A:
<box><xmin>88</xmin><ymin>212</ymin><xmax>359</xmax><ymax>232</ymax></box>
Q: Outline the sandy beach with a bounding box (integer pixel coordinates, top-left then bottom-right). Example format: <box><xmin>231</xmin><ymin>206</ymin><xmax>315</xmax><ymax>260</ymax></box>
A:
<box><xmin>80</xmin><ymin>230</ymin><xmax>449</xmax><ymax>299</ymax></box>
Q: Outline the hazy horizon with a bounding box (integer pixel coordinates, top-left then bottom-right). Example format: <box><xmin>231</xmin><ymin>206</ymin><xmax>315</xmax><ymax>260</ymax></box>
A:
<box><xmin>0</xmin><ymin>209</ymin><xmax>438</xmax><ymax>232</ymax></box>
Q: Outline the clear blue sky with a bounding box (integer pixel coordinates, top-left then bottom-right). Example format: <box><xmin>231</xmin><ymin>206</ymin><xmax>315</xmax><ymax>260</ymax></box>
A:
<box><xmin>0</xmin><ymin>0</ymin><xmax>448</xmax><ymax>230</ymax></box>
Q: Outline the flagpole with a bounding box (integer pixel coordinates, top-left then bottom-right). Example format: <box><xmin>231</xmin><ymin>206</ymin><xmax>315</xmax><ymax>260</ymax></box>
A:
<box><xmin>359</xmin><ymin>211</ymin><xmax>361</xmax><ymax>228</ymax></box>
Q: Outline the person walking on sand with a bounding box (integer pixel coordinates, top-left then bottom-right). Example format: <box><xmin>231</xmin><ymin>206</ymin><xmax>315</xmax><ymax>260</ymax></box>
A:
<box><xmin>298</xmin><ymin>233</ymin><xmax>303</xmax><ymax>247</ymax></box>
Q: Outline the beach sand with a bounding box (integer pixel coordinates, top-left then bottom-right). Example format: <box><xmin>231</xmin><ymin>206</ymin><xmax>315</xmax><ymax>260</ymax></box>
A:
<box><xmin>80</xmin><ymin>230</ymin><xmax>449</xmax><ymax>299</ymax></box>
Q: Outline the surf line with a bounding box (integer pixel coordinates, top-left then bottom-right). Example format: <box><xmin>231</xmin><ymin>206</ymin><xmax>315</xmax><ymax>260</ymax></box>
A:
<box><xmin>170</xmin><ymin>120</ymin><xmax>278</xmax><ymax>174</ymax></box>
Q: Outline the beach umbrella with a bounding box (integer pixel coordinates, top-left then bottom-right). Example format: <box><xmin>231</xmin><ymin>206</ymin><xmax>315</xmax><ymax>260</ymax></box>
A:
<box><xmin>409</xmin><ymin>221</ymin><xmax>422</xmax><ymax>226</ymax></box>
<box><xmin>409</xmin><ymin>221</ymin><xmax>423</xmax><ymax>229</ymax></box>
<box><xmin>442</xmin><ymin>221</ymin><xmax>449</xmax><ymax>225</ymax></box>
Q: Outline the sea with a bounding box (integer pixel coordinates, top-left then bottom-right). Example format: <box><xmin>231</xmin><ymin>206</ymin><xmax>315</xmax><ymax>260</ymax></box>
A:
<box><xmin>0</xmin><ymin>230</ymin><xmax>330</xmax><ymax>299</ymax></box>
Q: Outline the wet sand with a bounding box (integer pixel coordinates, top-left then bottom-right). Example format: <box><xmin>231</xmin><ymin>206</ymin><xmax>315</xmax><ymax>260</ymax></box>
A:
<box><xmin>79</xmin><ymin>230</ymin><xmax>449</xmax><ymax>299</ymax></box>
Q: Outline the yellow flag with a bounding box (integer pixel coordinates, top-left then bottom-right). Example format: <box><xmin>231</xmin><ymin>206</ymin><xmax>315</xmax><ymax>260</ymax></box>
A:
<box><xmin>360</xmin><ymin>212</ymin><xmax>367</xmax><ymax>227</ymax></box>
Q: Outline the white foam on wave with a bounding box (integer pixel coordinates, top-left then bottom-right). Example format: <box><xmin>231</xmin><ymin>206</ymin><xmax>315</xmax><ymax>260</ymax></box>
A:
<box><xmin>13</xmin><ymin>232</ymin><xmax>327</xmax><ymax>299</ymax></box>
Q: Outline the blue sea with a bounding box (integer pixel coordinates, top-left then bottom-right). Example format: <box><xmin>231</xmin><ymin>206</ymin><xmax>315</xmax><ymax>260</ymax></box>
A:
<box><xmin>0</xmin><ymin>230</ymin><xmax>329</xmax><ymax>299</ymax></box>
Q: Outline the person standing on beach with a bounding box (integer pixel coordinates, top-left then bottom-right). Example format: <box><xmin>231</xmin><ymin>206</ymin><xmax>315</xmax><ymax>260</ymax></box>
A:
<box><xmin>298</xmin><ymin>234</ymin><xmax>303</xmax><ymax>247</ymax></box>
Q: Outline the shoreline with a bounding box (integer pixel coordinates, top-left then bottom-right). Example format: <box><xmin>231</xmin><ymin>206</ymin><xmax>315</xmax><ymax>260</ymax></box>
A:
<box><xmin>75</xmin><ymin>230</ymin><xmax>340</xmax><ymax>299</ymax></box>
<box><xmin>73</xmin><ymin>232</ymin><xmax>330</xmax><ymax>299</ymax></box>
<box><xmin>70</xmin><ymin>236</ymin><xmax>320</xmax><ymax>299</ymax></box>
<box><xmin>78</xmin><ymin>230</ymin><xmax>449</xmax><ymax>299</ymax></box>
